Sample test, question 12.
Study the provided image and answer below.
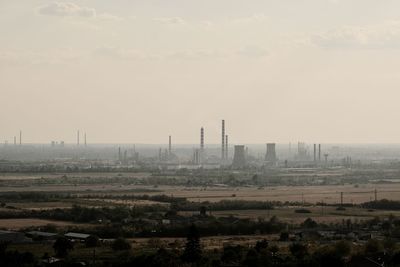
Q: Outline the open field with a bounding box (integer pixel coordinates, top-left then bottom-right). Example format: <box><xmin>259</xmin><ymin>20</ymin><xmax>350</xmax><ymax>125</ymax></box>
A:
<box><xmin>148</xmin><ymin>184</ymin><xmax>400</xmax><ymax>204</ymax></box>
<box><xmin>0</xmin><ymin>172</ymin><xmax>152</xmax><ymax>181</ymax></box>
<box><xmin>0</xmin><ymin>218</ymin><xmax>91</xmax><ymax>230</ymax></box>
<box><xmin>2</xmin><ymin>183</ymin><xmax>400</xmax><ymax>204</ymax></box>
<box><xmin>189</xmin><ymin>206</ymin><xmax>400</xmax><ymax>224</ymax></box>
<box><xmin>2</xmin><ymin>170</ymin><xmax>400</xmax><ymax>204</ymax></box>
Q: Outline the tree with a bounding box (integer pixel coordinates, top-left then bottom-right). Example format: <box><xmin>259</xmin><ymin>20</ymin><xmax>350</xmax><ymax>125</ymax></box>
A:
<box><xmin>221</xmin><ymin>245</ymin><xmax>243</xmax><ymax>264</ymax></box>
<box><xmin>279</xmin><ymin>232</ymin><xmax>289</xmax><ymax>241</ymax></box>
<box><xmin>53</xmin><ymin>236</ymin><xmax>73</xmax><ymax>258</ymax></box>
<box><xmin>365</xmin><ymin>239</ymin><xmax>383</xmax><ymax>255</ymax></box>
<box><xmin>383</xmin><ymin>238</ymin><xmax>397</xmax><ymax>253</ymax></box>
<box><xmin>182</xmin><ymin>224</ymin><xmax>202</xmax><ymax>263</ymax></box>
<box><xmin>302</xmin><ymin>218</ymin><xmax>318</xmax><ymax>228</ymax></box>
<box><xmin>0</xmin><ymin>241</ymin><xmax>9</xmax><ymax>256</ymax></box>
<box><xmin>313</xmin><ymin>246</ymin><xmax>344</xmax><ymax>267</ymax></box>
<box><xmin>269</xmin><ymin>245</ymin><xmax>279</xmax><ymax>257</ymax></box>
<box><xmin>289</xmin><ymin>242</ymin><xmax>308</xmax><ymax>260</ymax></box>
<box><xmin>199</xmin><ymin>206</ymin><xmax>207</xmax><ymax>217</ymax></box>
<box><xmin>243</xmin><ymin>249</ymin><xmax>259</xmax><ymax>267</ymax></box>
<box><xmin>85</xmin><ymin>235</ymin><xmax>99</xmax><ymax>248</ymax></box>
<box><xmin>255</xmin><ymin>239</ymin><xmax>269</xmax><ymax>252</ymax></box>
<box><xmin>334</xmin><ymin>240</ymin><xmax>351</xmax><ymax>258</ymax></box>
<box><xmin>111</xmin><ymin>238</ymin><xmax>131</xmax><ymax>251</ymax></box>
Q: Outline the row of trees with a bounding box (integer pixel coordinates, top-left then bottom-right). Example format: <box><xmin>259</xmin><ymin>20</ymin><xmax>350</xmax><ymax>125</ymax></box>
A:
<box><xmin>5</xmin><ymin>222</ymin><xmax>400</xmax><ymax>267</ymax></box>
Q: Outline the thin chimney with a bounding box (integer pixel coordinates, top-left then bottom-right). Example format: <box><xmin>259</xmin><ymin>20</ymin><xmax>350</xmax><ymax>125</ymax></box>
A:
<box><xmin>200</xmin><ymin>127</ymin><xmax>204</xmax><ymax>151</ymax></box>
<box><xmin>225</xmin><ymin>135</ymin><xmax>228</xmax><ymax>159</ymax></box>
<box><xmin>313</xmin><ymin>144</ymin><xmax>316</xmax><ymax>162</ymax></box>
<box><xmin>221</xmin><ymin>120</ymin><xmax>225</xmax><ymax>160</ymax></box>
<box><xmin>318</xmin><ymin>144</ymin><xmax>321</xmax><ymax>161</ymax></box>
<box><xmin>168</xmin><ymin>135</ymin><xmax>172</xmax><ymax>156</ymax></box>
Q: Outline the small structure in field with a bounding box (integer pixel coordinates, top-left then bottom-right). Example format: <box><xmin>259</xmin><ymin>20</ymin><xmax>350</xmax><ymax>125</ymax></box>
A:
<box><xmin>64</xmin><ymin>232</ymin><xmax>90</xmax><ymax>241</ymax></box>
<box><xmin>27</xmin><ymin>231</ymin><xmax>58</xmax><ymax>240</ymax></box>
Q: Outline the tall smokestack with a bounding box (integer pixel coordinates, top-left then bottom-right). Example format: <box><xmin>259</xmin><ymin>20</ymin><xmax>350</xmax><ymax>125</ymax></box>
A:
<box><xmin>313</xmin><ymin>144</ymin><xmax>316</xmax><ymax>162</ymax></box>
<box><xmin>19</xmin><ymin>130</ymin><xmax>22</xmax><ymax>145</ymax></box>
<box><xmin>84</xmin><ymin>133</ymin><xmax>87</xmax><ymax>146</ymax></box>
<box><xmin>77</xmin><ymin>130</ymin><xmax>80</xmax><ymax>146</ymax></box>
<box><xmin>221</xmin><ymin>120</ymin><xmax>225</xmax><ymax>160</ymax></box>
<box><xmin>225</xmin><ymin>135</ymin><xmax>228</xmax><ymax>159</ymax></box>
<box><xmin>318</xmin><ymin>144</ymin><xmax>321</xmax><ymax>162</ymax></box>
<box><xmin>200</xmin><ymin>127</ymin><xmax>204</xmax><ymax>151</ymax></box>
<box><xmin>14</xmin><ymin>136</ymin><xmax>16</xmax><ymax>145</ymax></box>
<box><xmin>168</xmin><ymin>135</ymin><xmax>172</xmax><ymax>156</ymax></box>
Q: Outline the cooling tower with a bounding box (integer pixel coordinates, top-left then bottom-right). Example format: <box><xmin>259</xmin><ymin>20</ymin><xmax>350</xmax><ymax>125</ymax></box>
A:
<box><xmin>232</xmin><ymin>145</ymin><xmax>246</xmax><ymax>168</ymax></box>
<box><xmin>265</xmin><ymin>143</ymin><xmax>277</xmax><ymax>162</ymax></box>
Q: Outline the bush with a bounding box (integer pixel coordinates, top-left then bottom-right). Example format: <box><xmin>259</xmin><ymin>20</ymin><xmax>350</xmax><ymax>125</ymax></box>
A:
<box><xmin>301</xmin><ymin>218</ymin><xmax>318</xmax><ymax>228</ymax></box>
<box><xmin>85</xmin><ymin>235</ymin><xmax>99</xmax><ymax>248</ymax></box>
<box><xmin>53</xmin><ymin>237</ymin><xmax>73</xmax><ymax>258</ymax></box>
<box><xmin>295</xmin><ymin>209</ymin><xmax>311</xmax><ymax>213</ymax></box>
<box><xmin>111</xmin><ymin>238</ymin><xmax>131</xmax><ymax>251</ymax></box>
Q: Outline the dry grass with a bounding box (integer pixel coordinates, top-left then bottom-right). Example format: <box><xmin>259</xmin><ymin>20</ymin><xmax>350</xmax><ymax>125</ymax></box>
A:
<box><xmin>2</xmin><ymin>172</ymin><xmax>400</xmax><ymax>205</ymax></box>
<box><xmin>180</xmin><ymin>206</ymin><xmax>400</xmax><ymax>224</ymax></box>
<box><xmin>0</xmin><ymin>172</ymin><xmax>151</xmax><ymax>181</ymax></box>
<box><xmin>147</xmin><ymin>184</ymin><xmax>400</xmax><ymax>204</ymax></box>
<box><xmin>83</xmin><ymin>198</ymin><xmax>169</xmax><ymax>207</ymax></box>
<box><xmin>0</xmin><ymin>218</ymin><xmax>90</xmax><ymax>230</ymax></box>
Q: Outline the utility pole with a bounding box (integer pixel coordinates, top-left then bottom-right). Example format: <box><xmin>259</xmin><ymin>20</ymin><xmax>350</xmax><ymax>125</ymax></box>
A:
<box><xmin>340</xmin><ymin>192</ymin><xmax>344</xmax><ymax>206</ymax></box>
<box><xmin>92</xmin><ymin>247</ymin><xmax>96</xmax><ymax>266</ymax></box>
<box><xmin>321</xmin><ymin>200</ymin><xmax>324</xmax><ymax>215</ymax></box>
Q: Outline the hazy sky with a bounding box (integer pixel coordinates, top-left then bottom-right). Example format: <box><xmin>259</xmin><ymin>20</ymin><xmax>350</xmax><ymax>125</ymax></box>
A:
<box><xmin>2</xmin><ymin>0</ymin><xmax>400</xmax><ymax>144</ymax></box>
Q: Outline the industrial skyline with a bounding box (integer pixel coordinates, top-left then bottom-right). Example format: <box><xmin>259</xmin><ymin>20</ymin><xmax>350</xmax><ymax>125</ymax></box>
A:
<box><xmin>1</xmin><ymin>120</ymin><xmax>322</xmax><ymax>148</ymax></box>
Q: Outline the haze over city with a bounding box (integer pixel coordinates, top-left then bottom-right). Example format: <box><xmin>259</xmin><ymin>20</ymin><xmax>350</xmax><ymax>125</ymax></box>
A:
<box><xmin>5</xmin><ymin>2</ymin><xmax>400</xmax><ymax>267</ymax></box>
<box><xmin>2</xmin><ymin>0</ymin><xmax>400</xmax><ymax>144</ymax></box>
